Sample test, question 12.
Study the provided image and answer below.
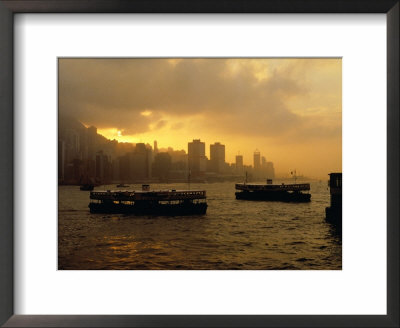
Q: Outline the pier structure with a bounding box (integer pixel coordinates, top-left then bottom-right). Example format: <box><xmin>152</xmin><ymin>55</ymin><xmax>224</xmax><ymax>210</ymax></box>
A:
<box><xmin>325</xmin><ymin>173</ymin><xmax>342</xmax><ymax>224</ymax></box>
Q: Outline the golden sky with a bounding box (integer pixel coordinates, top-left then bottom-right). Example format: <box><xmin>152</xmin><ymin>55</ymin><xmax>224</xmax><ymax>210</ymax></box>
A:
<box><xmin>59</xmin><ymin>58</ymin><xmax>341</xmax><ymax>179</ymax></box>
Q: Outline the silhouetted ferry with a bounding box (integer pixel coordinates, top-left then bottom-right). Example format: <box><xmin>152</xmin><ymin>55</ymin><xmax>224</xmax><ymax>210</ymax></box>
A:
<box><xmin>235</xmin><ymin>179</ymin><xmax>311</xmax><ymax>202</ymax></box>
<box><xmin>89</xmin><ymin>184</ymin><xmax>207</xmax><ymax>215</ymax></box>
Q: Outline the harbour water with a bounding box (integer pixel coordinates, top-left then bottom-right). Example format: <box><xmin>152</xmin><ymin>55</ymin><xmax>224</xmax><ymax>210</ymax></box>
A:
<box><xmin>58</xmin><ymin>181</ymin><xmax>341</xmax><ymax>270</ymax></box>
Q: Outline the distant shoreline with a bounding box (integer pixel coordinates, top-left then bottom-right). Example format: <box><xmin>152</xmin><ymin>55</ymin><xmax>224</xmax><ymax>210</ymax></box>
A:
<box><xmin>58</xmin><ymin>177</ymin><xmax>324</xmax><ymax>187</ymax></box>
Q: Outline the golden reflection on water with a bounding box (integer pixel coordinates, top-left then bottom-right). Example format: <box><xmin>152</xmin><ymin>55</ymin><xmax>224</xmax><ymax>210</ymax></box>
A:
<box><xmin>58</xmin><ymin>182</ymin><xmax>341</xmax><ymax>270</ymax></box>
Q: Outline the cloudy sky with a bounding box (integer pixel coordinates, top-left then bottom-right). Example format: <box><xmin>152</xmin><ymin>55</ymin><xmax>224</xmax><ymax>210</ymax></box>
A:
<box><xmin>59</xmin><ymin>58</ymin><xmax>341</xmax><ymax>179</ymax></box>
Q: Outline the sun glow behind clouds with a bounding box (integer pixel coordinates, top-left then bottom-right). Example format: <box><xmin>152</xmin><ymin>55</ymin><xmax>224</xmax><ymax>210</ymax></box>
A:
<box><xmin>141</xmin><ymin>110</ymin><xmax>152</xmax><ymax>117</ymax></box>
<box><xmin>60</xmin><ymin>58</ymin><xmax>342</xmax><ymax>178</ymax></box>
<box><xmin>97</xmin><ymin>128</ymin><xmax>140</xmax><ymax>143</ymax></box>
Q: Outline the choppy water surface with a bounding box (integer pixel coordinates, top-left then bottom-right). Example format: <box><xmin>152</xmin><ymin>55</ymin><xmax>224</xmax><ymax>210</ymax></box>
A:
<box><xmin>58</xmin><ymin>181</ymin><xmax>341</xmax><ymax>270</ymax></box>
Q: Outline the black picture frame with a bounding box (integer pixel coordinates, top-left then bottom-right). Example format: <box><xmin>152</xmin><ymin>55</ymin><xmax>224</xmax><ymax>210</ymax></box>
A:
<box><xmin>0</xmin><ymin>1</ymin><xmax>398</xmax><ymax>327</ymax></box>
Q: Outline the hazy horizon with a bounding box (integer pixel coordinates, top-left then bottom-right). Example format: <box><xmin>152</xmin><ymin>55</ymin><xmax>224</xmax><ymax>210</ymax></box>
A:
<box><xmin>59</xmin><ymin>58</ymin><xmax>342</xmax><ymax>179</ymax></box>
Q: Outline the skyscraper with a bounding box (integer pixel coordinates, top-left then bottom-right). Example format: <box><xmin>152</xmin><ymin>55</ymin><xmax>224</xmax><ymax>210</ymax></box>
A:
<box><xmin>87</xmin><ymin>126</ymin><xmax>97</xmax><ymax>160</ymax></box>
<box><xmin>154</xmin><ymin>140</ymin><xmax>158</xmax><ymax>154</ymax></box>
<box><xmin>253</xmin><ymin>150</ymin><xmax>261</xmax><ymax>171</ymax></box>
<box><xmin>188</xmin><ymin>139</ymin><xmax>207</xmax><ymax>176</ymax></box>
<box><xmin>266</xmin><ymin>162</ymin><xmax>275</xmax><ymax>179</ymax></box>
<box><xmin>261</xmin><ymin>156</ymin><xmax>267</xmax><ymax>166</ymax></box>
<box><xmin>152</xmin><ymin>152</ymin><xmax>172</xmax><ymax>180</ymax></box>
<box><xmin>210</xmin><ymin>142</ymin><xmax>225</xmax><ymax>173</ymax></box>
<box><xmin>96</xmin><ymin>151</ymin><xmax>110</xmax><ymax>184</ymax></box>
<box><xmin>129</xmin><ymin>143</ymin><xmax>152</xmax><ymax>181</ymax></box>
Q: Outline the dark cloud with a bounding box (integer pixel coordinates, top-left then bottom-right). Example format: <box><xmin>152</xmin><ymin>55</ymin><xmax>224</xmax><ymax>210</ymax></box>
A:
<box><xmin>155</xmin><ymin>120</ymin><xmax>167</xmax><ymax>129</ymax></box>
<box><xmin>171</xmin><ymin>122</ymin><xmax>184</xmax><ymax>130</ymax></box>
<box><xmin>59</xmin><ymin>58</ymin><xmax>341</xmax><ymax>141</ymax></box>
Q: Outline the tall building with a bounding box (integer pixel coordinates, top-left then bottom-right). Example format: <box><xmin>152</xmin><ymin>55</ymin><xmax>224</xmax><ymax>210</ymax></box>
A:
<box><xmin>64</xmin><ymin>129</ymin><xmax>81</xmax><ymax>168</ymax></box>
<box><xmin>129</xmin><ymin>143</ymin><xmax>152</xmax><ymax>181</ymax></box>
<box><xmin>112</xmin><ymin>158</ymin><xmax>120</xmax><ymax>183</ymax></box>
<box><xmin>152</xmin><ymin>152</ymin><xmax>172</xmax><ymax>180</ymax></box>
<box><xmin>253</xmin><ymin>150</ymin><xmax>261</xmax><ymax>171</ymax></box>
<box><xmin>118</xmin><ymin>154</ymin><xmax>130</xmax><ymax>182</ymax></box>
<box><xmin>96</xmin><ymin>151</ymin><xmax>111</xmax><ymax>184</ymax></box>
<box><xmin>168</xmin><ymin>149</ymin><xmax>187</xmax><ymax>165</ymax></box>
<box><xmin>210</xmin><ymin>142</ymin><xmax>225</xmax><ymax>173</ymax></box>
<box><xmin>261</xmin><ymin>156</ymin><xmax>267</xmax><ymax>166</ymax></box>
<box><xmin>259</xmin><ymin>155</ymin><xmax>275</xmax><ymax>179</ymax></box>
<box><xmin>188</xmin><ymin>139</ymin><xmax>207</xmax><ymax>176</ymax></box>
<box><xmin>87</xmin><ymin>126</ymin><xmax>97</xmax><ymax>160</ymax></box>
<box><xmin>266</xmin><ymin>162</ymin><xmax>275</xmax><ymax>179</ymax></box>
<box><xmin>154</xmin><ymin>140</ymin><xmax>158</xmax><ymax>154</ymax></box>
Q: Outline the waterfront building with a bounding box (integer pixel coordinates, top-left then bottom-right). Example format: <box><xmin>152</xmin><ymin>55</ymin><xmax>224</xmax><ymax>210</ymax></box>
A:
<box><xmin>261</xmin><ymin>156</ymin><xmax>267</xmax><ymax>166</ymax></box>
<box><xmin>152</xmin><ymin>152</ymin><xmax>172</xmax><ymax>180</ymax></box>
<box><xmin>168</xmin><ymin>149</ymin><xmax>187</xmax><ymax>167</ymax></box>
<box><xmin>129</xmin><ymin>143</ymin><xmax>152</xmax><ymax>181</ymax></box>
<box><xmin>112</xmin><ymin>158</ymin><xmax>120</xmax><ymax>183</ymax></box>
<box><xmin>266</xmin><ymin>161</ymin><xmax>275</xmax><ymax>179</ymax></box>
<box><xmin>87</xmin><ymin>126</ymin><xmax>97</xmax><ymax>160</ymax></box>
<box><xmin>253</xmin><ymin>150</ymin><xmax>261</xmax><ymax>171</ymax></box>
<box><xmin>118</xmin><ymin>154</ymin><xmax>130</xmax><ymax>182</ymax></box>
<box><xmin>95</xmin><ymin>151</ymin><xmax>112</xmax><ymax>184</ymax></box>
<box><xmin>188</xmin><ymin>139</ymin><xmax>207</xmax><ymax>176</ymax></box>
<box><xmin>210</xmin><ymin>142</ymin><xmax>226</xmax><ymax>173</ymax></box>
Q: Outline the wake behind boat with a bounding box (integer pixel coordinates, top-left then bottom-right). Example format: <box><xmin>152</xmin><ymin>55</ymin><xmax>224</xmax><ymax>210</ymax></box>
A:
<box><xmin>235</xmin><ymin>179</ymin><xmax>311</xmax><ymax>202</ymax></box>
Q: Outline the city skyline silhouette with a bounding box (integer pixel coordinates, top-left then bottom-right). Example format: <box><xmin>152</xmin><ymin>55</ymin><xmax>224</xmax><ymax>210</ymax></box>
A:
<box><xmin>59</xmin><ymin>58</ymin><xmax>342</xmax><ymax>179</ymax></box>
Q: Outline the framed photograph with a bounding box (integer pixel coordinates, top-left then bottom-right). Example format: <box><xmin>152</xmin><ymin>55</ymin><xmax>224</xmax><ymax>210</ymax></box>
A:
<box><xmin>0</xmin><ymin>1</ymin><xmax>398</xmax><ymax>327</ymax></box>
<box><xmin>57</xmin><ymin>57</ymin><xmax>342</xmax><ymax>271</ymax></box>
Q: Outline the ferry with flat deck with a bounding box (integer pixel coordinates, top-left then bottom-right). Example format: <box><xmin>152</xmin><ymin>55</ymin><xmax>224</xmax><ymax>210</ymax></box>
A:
<box><xmin>89</xmin><ymin>184</ymin><xmax>207</xmax><ymax>215</ymax></box>
<box><xmin>235</xmin><ymin>179</ymin><xmax>311</xmax><ymax>202</ymax></box>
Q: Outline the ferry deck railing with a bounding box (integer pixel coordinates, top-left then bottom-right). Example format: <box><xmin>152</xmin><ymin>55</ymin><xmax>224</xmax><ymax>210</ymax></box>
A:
<box><xmin>235</xmin><ymin>183</ymin><xmax>310</xmax><ymax>192</ymax></box>
<box><xmin>90</xmin><ymin>190</ymin><xmax>207</xmax><ymax>201</ymax></box>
